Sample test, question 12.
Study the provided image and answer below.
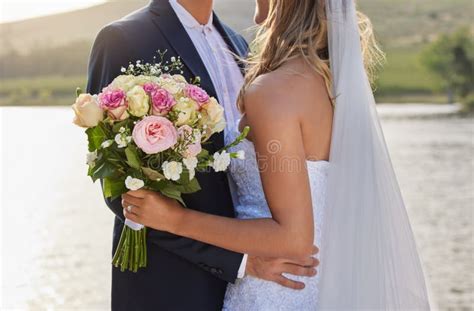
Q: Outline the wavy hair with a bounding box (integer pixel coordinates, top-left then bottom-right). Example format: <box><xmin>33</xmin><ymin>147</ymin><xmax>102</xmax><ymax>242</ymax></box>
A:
<box><xmin>239</xmin><ymin>0</ymin><xmax>384</xmax><ymax>110</ymax></box>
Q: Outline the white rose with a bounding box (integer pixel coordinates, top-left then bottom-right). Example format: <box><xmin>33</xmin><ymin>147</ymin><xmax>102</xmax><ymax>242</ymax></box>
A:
<box><xmin>183</xmin><ymin>157</ymin><xmax>198</xmax><ymax>180</ymax></box>
<box><xmin>72</xmin><ymin>94</ymin><xmax>104</xmax><ymax>128</ymax></box>
<box><xmin>127</xmin><ymin>85</ymin><xmax>150</xmax><ymax>117</ymax></box>
<box><xmin>212</xmin><ymin>151</ymin><xmax>231</xmax><ymax>172</ymax></box>
<box><xmin>125</xmin><ymin>176</ymin><xmax>145</xmax><ymax>191</ymax></box>
<box><xmin>162</xmin><ymin>161</ymin><xmax>183</xmax><ymax>181</ymax></box>
<box><xmin>86</xmin><ymin>151</ymin><xmax>98</xmax><ymax>166</ymax></box>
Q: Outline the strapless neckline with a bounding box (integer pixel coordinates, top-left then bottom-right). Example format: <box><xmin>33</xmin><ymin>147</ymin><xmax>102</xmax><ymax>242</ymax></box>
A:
<box><xmin>240</xmin><ymin>137</ymin><xmax>330</xmax><ymax>168</ymax></box>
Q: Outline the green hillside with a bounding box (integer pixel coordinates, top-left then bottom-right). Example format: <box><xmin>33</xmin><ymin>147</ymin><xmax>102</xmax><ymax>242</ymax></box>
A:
<box><xmin>0</xmin><ymin>0</ymin><xmax>472</xmax><ymax>105</ymax></box>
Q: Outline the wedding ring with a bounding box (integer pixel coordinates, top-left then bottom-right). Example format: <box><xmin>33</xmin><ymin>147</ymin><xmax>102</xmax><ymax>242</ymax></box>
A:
<box><xmin>127</xmin><ymin>205</ymin><xmax>134</xmax><ymax>213</ymax></box>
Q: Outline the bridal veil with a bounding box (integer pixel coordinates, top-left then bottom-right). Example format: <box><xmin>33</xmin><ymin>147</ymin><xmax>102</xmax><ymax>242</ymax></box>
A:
<box><xmin>318</xmin><ymin>1</ymin><xmax>431</xmax><ymax>309</ymax></box>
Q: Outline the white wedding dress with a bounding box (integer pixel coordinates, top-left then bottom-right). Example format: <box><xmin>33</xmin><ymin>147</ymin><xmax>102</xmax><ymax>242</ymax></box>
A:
<box><xmin>223</xmin><ymin>127</ymin><xmax>329</xmax><ymax>311</ymax></box>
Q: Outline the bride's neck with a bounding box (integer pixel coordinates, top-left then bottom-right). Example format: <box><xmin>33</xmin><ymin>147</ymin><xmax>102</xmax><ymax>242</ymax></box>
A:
<box><xmin>177</xmin><ymin>0</ymin><xmax>214</xmax><ymax>25</ymax></box>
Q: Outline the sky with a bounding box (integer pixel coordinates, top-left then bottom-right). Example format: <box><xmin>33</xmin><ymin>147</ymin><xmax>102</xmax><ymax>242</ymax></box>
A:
<box><xmin>0</xmin><ymin>0</ymin><xmax>106</xmax><ymax>23</ymax></box>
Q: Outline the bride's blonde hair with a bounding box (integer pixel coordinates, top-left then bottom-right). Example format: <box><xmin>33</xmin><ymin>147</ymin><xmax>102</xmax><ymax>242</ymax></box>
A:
<box><xmin>240</xmin><ymin>0</ymin><xmax>384</xmax><ymax>110</ymax></box>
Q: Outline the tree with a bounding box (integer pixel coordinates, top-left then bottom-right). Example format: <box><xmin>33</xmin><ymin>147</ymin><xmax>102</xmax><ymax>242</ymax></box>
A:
<box><xmin>422</xmin><ymin>28</ymin><xmax>474</xmax><ymax>103</ymax></box>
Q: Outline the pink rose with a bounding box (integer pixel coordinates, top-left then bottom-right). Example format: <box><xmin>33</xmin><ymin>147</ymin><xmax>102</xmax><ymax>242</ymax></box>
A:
<box><xmin>150</xmin><ymin>88</ymin><xmax>176</xmax><ymax>116</ymax></box>
<box><xmin>98</xmin><ymin>87</ymin><xmax>129</xmax><ymax>120</ymax></box>
<box><xmin>185</xmin><ymin>85</ymin><xmax>210</xmax><ymax>108</ymax></box>
<box><xmin>143</xmin><ymin>82</ymin><xmax>176</xmax><ymax>115</ymax></box>
<box><xmin>178</xmin><ymin>125</ymin><xmax>202</xmax><ymax>158</ymax></box>
<box><xmin>143</xmin><ymin>82</ymin><xmax>159</xmax><ymax>94</ymax></box>
<box><xmin>132</xmin><ymin>116</ymin><xmax>178</xmax><ymax>154</ymax></box>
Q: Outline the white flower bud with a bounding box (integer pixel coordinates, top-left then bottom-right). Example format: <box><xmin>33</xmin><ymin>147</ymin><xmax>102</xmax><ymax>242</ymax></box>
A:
<box><xmin>212</xmin><ymin>151</ymin><xmax>231</xmax><ymax>172</ymax></box>
<box><xmin>86</xmin><ymin>151</ymin><xmax>98</xmax><ymax>166</ymax></box>
<box><xmin>183</xmin><ymin>157</ymin><xmax>198</xmax><ymax>180</ymax></box>
<box><xmin>101</xmin><ymin>140</ymin><xmax>113</xmax><ymax>149</ymax></box>
<box><xmin>115</xmin><ymin>133</ymin><xmax>128</xmax><ymax>148</ymax></box>
<box><xmin>236</xmin><ymin>150</ymin><xmax>245</xmax><ymax>160</ymax></box>
<box><xmin>125</xmin><ymin>176</ymin><xmax>145</xmax><ymax>191</ymax></box>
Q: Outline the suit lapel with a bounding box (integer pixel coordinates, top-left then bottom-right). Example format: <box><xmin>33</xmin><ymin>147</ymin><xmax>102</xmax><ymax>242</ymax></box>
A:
<box><xmin>148</xmin><ymin>0</ymin><xmax>217</xmax><ymax>98</ymax></box>
<box><xmin>212</xmin><ymin>13</ymin><xmax>247</xmax><ymax>74</ymax></box>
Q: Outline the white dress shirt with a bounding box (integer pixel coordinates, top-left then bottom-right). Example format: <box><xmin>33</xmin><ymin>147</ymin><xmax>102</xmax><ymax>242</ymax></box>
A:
<box><xmin>169</xmin><ymin>0</ymin><xmax>248</xmax><ymax>279</ymax></box>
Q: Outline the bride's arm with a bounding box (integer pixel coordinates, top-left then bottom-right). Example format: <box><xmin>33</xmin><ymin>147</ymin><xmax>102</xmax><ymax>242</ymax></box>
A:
<box><xmin>123</xmin><ymin>78</ymin><xmax>315</xmax><ymax>260</ymax></box>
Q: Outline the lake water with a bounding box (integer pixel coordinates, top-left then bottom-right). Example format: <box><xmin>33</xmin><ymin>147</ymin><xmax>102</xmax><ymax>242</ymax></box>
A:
<box><xmin>1</xmin><ymin>105</ymin><xmax>473</xmax><ymax>310</ymax></box>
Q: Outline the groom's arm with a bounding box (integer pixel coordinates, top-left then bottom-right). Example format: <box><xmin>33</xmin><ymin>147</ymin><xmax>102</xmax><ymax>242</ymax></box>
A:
<box><xmin>86</xmin><ymin>24</ymin><xmax>244</xmax><ymax>283</ymax></box>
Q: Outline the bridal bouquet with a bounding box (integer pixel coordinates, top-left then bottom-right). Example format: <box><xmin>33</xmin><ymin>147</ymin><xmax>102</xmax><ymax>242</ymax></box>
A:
<box><xmin>72</xmin><ymin>53</ymin><xmax>248</xmax><ymax>272</ymax></box>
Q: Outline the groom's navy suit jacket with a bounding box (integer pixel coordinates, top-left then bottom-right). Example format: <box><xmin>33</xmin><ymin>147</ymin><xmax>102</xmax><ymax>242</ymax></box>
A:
<box><xmin>86</xmin><ymin>1</ymin><xmax>248</xmax><ymax>310</ymax></box>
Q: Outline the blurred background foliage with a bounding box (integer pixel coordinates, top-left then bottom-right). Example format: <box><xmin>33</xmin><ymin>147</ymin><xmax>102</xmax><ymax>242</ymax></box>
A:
<box><xmin>0</xmin><ymin>0</ymin><xmax>473</xmax><ymax>109</ymax></box>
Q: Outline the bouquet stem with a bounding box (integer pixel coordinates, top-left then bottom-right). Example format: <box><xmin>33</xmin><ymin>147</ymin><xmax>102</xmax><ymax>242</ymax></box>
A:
<box><xmin>112</xmin><ymin>226</ymin><xmax>147</xmax><ymax>272</ymax></box>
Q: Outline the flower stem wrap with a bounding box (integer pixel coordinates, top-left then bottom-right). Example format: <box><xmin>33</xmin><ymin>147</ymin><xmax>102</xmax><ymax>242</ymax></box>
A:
<box><xmin>112</xmin><ymin>227</ymin><xmax>147</xmax><ymax>272</ymax></box>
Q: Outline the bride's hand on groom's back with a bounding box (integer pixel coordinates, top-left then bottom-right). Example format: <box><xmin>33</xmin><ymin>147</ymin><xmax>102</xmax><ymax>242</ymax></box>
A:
<box><xmin>245</xmin><ymin>246</ymin><xmax>319</xmax><ymax>290</ymax></box>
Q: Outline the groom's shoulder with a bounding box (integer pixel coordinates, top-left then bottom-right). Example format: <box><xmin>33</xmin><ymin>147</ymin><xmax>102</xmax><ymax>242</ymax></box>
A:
<box><xmin>216</xmin><ymin>18</ymin><xmax>249</xmax><ymax>50</ymax></box>
<box><xmin>94</xmin><ymin>6</ymin><xmax>154</xmax><ymax>45</ymax></box>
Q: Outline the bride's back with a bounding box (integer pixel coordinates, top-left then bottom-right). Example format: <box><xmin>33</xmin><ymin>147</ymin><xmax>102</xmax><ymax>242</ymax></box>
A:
<box><xmin>240</xmin><ymin>57</ymin><xmax>333</xmax><ymax>162</ymax></box>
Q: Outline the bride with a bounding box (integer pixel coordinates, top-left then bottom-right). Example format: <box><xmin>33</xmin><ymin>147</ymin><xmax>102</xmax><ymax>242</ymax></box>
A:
<box><xmin>121</xmin><ymin>0</ymin><xmax>431</xmax><ymax>309</ymax></box>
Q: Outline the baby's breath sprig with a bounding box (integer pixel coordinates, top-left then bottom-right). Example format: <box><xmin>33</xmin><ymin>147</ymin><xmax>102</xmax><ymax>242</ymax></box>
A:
<box><xmin>120</xmin><ymin>50</ymin><xmax>184</xmax><ymax>77</ymax></box>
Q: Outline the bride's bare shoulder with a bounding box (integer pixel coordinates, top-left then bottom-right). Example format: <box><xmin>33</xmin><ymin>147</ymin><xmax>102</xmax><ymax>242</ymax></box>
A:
<box><xmin>242</xmin><ymin>58</ymin><xmax>330</xmax><ymax>119</ymax></box>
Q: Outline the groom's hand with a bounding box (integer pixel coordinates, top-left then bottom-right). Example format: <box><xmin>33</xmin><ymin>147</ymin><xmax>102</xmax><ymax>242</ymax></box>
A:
<box><xmin>245</xmin><ymin>246</ymin><xmax>319</xmax><ymax>290</ymax></box>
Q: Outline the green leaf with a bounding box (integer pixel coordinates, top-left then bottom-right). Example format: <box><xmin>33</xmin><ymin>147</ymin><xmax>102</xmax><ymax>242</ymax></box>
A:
<box><xmin>197</xmin><ymin>149</ymin><xmax>209</xmax><ymax>158</ymax></box>
<box><xmin>112</xmin><ymin>119</ymin><xmax>132</xmax><ymax>132</ymax></box>
<box><xmin>176</xmin><ymin>177</ymin><xmax>201</xmax><ymax>194</ymax></box>
<box><xmin>88</xmin><ymin>164</ymin><xmax>98</xmax><ymax>182</ymax></box>
<box><xmin>103</xmin><ymin>177</ymin><xmax>127</xmax><ymax>199</ymax></box>
<box><xmin>220</xmin><ymin>126</ymin><xmax>250</xmax><ymax>152</ymax></box>
<box><xmin>142</xmin><ymin>167</ymin><xmax>165</xmax><ymax>181</ymax></box>
<box><xmin>147</xmin><ymin>179</ymin><xmax>168</xmax><ymax>191</ymax></box>
<box><xmin>161</xmin><ymin>187</ymin><xmax>186</xmax><ymax>207</ymax></box>
<box><xmin>125</xmin><ymin>145</ymin><xmax>141</xmax><ymax>169</ymax></box>
<box><xmin>92</xmin><ymin>161</ymin><xmax>117</xmax><ymax>179</ymax></box>
<box><xmin>86</xmin><ymin>125</ymin><xmax>107</xmax><ymax>152</ymax></box>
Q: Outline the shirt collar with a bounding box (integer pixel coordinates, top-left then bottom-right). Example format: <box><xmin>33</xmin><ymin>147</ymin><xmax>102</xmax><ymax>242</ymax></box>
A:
<box><xmin>169</xmin><ymin>0</ymin><xmax>213</xmax><ymax>30</ymax></box>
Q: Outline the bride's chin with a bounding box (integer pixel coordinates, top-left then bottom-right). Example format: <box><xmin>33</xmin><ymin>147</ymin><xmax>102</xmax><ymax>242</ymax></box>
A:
<box><xmin>254</xmin><ymin>13</ymin><xmax>266</xmax><ymax>25</ymax></box>
<box><xmin>254</xmin><ymin>0</ymin><xmax>269</xmax><ymax>25</ymax></box>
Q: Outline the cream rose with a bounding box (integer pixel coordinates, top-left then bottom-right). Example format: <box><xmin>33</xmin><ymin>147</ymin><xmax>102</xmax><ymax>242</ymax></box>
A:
<box><xmin>200</xmin><ymin>97</ymin><xmax>226</xmax><ymax>137</ymax></box>
<box><xmin>133</xmin><ymin>75</ymin><xmax>155</xmax><ymax>86</ymax></box>
<box><xmin>72</xmin><ymin>94</ymin><xmax>104</xmax><ymax>128</ymax></box>
<box><xmin>159</xmin><ymin>76</ymin><xmax>185</xmax><ymax>95</ymax></box>
<box><xmin>173</xmin><ymin>97</ymin><xmax>198</xmax><ymax>126</ymax></box>
<box><xmin>127</xmin><ymin>85</ymin><xmax>150</xmax><ymax>117</ymax></box>
<box><xmin>172</xmin><ymin>74</ymin><xmax>187</xmax><ymax>83</ymax></box>
<box><xmin>110</xmin><ymin>75</ymin><xmax>136</xmax><ymax>92</ymax></box>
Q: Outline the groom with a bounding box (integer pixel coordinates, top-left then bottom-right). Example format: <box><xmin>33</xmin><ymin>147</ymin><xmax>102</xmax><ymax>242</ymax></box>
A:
<box><xmin>87</xmin><ymin>0</ymin><xmax>317</xmax><ymax>309</ymax></box>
